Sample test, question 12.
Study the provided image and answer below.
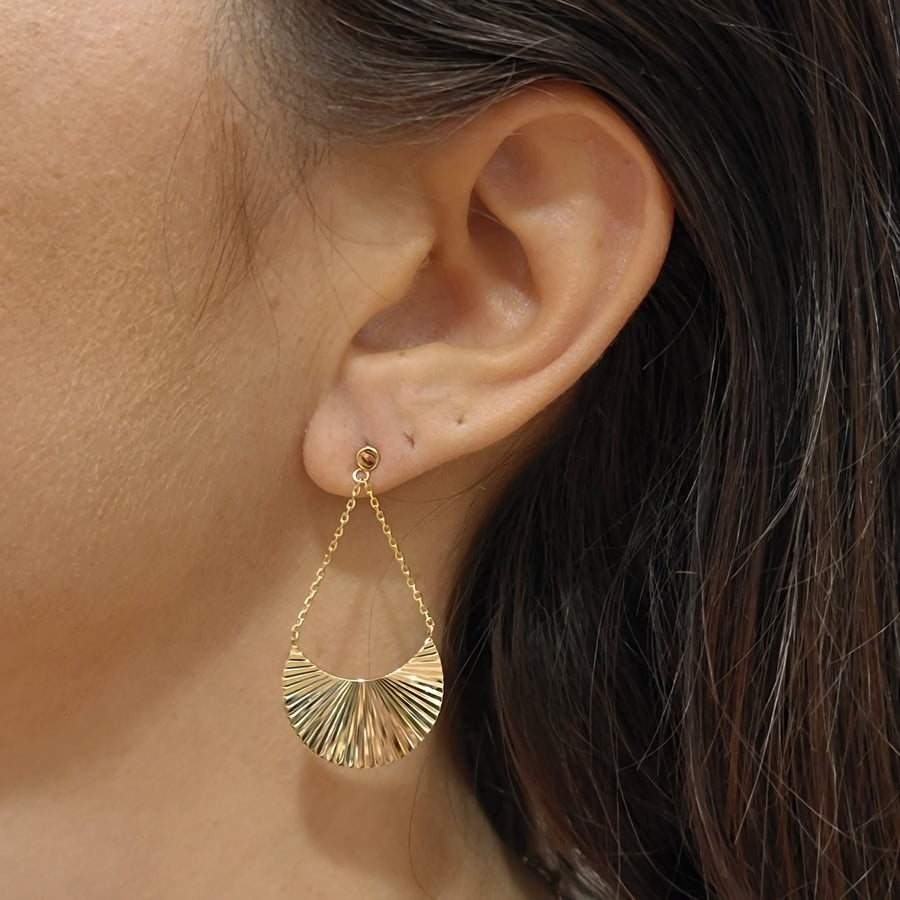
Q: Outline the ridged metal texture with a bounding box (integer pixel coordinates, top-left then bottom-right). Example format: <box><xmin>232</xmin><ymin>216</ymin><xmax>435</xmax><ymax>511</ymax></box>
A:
<box><xmin>283</xmin><ymin>635</ymin><xmax>444</xmax><ymax>767</ymax></box>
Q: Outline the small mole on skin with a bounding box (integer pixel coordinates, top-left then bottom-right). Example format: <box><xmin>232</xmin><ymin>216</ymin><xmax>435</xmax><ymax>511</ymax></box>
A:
<box><xmin>456</xmin><ymin>415</ymin><xmax>466</xmax><ymax>426</ymax></box>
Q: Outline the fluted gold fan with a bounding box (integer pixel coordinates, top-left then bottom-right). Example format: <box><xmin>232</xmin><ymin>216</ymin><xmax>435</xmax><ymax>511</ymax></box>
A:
<box><xmin>283</xmin><ymin>635</ymin><xmax>444</xmax><ymax>767</ymax></box>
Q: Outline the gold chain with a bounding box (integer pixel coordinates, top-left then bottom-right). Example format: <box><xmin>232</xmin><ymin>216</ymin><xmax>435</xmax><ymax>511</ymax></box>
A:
<box><xmin>360</xmin><ymin>477</ymin><xmax>435</xmax><ymax>634</ymax></box>
<box><xmin>290</xmin><ymin>467</ymin><xmax>434</xmax><ymax>646</ymax></box>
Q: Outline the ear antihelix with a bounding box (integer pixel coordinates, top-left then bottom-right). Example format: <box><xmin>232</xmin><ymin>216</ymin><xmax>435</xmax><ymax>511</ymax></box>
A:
<box><xmin>282</xmin><ymin>445</ymin><xmax>444</xmax><ymax>768</ymax></box>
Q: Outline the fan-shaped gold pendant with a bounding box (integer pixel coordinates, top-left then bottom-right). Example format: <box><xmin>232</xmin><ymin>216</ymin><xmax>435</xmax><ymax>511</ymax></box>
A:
<box><xmin>283</xmin><ymin>635</ymin><xmax>444</xmax><ymax>767</ymax></box>
<box><xmin>285</xmin><ymin>446</ymin><xmax>443</xmax><ymax>767</ymax></box>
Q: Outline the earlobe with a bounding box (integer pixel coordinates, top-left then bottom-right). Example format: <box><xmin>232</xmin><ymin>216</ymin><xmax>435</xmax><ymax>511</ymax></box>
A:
<box><xmin>303</xmin><ymin>83</ymin><xmax>674</xmax><ymax>494</ymax></box>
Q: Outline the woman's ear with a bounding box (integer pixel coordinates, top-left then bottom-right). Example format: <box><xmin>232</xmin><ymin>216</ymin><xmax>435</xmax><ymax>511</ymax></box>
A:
<box><xmin>303</xmin><ymin>82</ymin><xmax>674</xmax><ymax>493</ymax></box>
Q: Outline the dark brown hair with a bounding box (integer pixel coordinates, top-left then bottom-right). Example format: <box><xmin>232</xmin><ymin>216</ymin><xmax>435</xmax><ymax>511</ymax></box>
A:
<box><xmin>239</xmin><ymin>2</ymin><xmax>900</xmax><ymax>896</ymax></box>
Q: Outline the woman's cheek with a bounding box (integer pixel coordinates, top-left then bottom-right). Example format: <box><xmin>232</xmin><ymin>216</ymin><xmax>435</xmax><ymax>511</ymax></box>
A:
<box><xmin>0</xmin><ymin>1</ymin><xmax>254</xmax><ymax>613</ymax></box>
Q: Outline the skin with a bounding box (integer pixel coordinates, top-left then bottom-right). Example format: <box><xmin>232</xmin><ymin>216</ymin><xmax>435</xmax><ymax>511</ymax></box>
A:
<box><xmin>0</xmin><ymin>2</ymin><xmax>673</xmax><ymax>897</ymax></box>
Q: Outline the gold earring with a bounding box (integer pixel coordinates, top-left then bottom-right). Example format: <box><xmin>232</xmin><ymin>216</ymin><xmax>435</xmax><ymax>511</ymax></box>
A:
<box><xmin>282</xmin><ymin>446</ymin><xmax>444</xmax><ymax>767</ymax></box>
